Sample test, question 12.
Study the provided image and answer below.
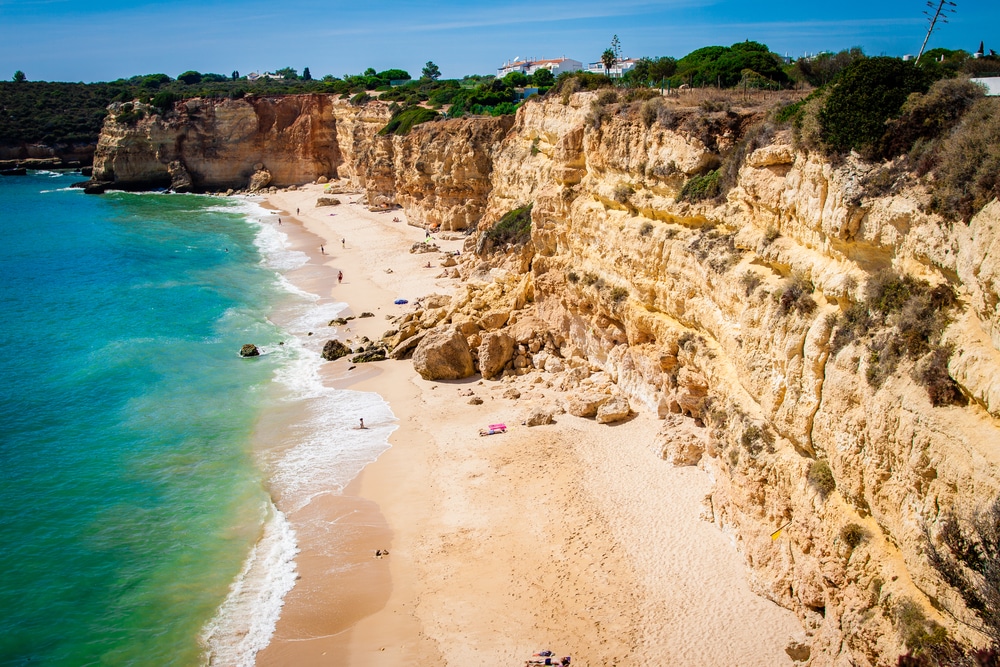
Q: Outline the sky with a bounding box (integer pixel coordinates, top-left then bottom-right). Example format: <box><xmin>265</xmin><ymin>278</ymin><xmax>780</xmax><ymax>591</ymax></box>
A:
<box><xmin>0</xmin><ymin>0</ymin><xmax>996</xmax><ymax>83</ymax></box>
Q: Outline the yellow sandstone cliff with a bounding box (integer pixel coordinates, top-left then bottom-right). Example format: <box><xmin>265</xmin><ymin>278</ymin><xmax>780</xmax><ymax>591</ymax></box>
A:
<box><xmin>92</xmin><ymin>91</ymin><xmax>1000</xmax><ymax>665</ymax></box>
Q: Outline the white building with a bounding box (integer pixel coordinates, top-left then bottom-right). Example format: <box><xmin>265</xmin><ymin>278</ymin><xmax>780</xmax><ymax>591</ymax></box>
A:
<box><xmin>586</xmin><ymin>57</ymin><xmax>639</xmax><ymax>78</ymax></box>
<box><xmin>972</xmin><ymin>77</ymin><xmax>1000</xmax><ymax>96</ymax></box>
<box><xmin>497</xmin><ymin>57</ymin><xmax>583</xmax><ymax>78</ymax></box>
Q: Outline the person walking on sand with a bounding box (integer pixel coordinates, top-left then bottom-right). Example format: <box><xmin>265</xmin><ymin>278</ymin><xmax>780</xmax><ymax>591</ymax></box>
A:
<box><xmin>320</xmin><ymin>245</ymin><xmax>324</xmax><ymax>254</ymax></box>
<box><xmin>341</xmin><ymin>238</ymin><xmax>345</xmax><ymax>248</ymax></box>
<box><xmin>296</xmin><ymin>207</ymin><xmax>299</xmax><ymax>215</ymax></box>
<box><xmin>338</xmin><ymin>271</ymin><xmax>343</xmax><ymax>283</ymax></box>
<box><xmin>359</xmin><ymin>418</ymin><xmax>365</xmax><ymax>429</ymax></box>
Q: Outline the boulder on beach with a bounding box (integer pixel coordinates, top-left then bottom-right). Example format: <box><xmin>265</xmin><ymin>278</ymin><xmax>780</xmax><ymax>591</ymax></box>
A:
<box><xmin>321</xmin><ymin>339</ymin><xmax>351</xmax><ymax>361</ymax></box>
<box><xmin>316</xmin><ymin>197</ymin><xmax>341</xmax><ymax>207</ymax></box>
<box><xmin>240</xmin><ymin>344</ymin><xmax>260</xmax><ymax>357</ymax></box>
<box><xmin>412</xmin><ymin>327</ymin><xmax>475</xmax><ymax>380</ymax></box>
<box><xmin>566</xmin><ymin>392</ymin><xmax>609</xmax><ymax>418</ymax></box>
<box><xmin>248</xmin><ymin>166</ymin><xmax>271</xmax><ymax>192</ymax></box>
<box><xmin>352</xmin><ymin>347</ymin><xmax>387</xmax><ymax>363</ymax></box>
<box><xmin>525</xmin><ymin>409</ymin><xmax>554</xmax><ymax>427</ymax></box>
<box><xmin>478</xmin><ymin>332</ymin><xmax>515</xmax><ymax>380</ymax></box>
<box><xmin>596</xmin><ymin>395</ymin><xmax>632</xmax><ymax>424</ymax></box>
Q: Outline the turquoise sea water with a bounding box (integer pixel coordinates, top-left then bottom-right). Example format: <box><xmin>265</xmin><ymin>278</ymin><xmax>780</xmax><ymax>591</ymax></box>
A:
<box><xmin>0</xmin><ymin>173</ymin><xmax>288</xmax><ymax>666</ymax></box>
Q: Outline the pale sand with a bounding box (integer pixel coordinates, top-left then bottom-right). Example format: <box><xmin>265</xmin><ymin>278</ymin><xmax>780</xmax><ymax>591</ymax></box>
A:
<box><xmin>254</xmin><ymin>184</ymin><xmax>804</xmax><ymax>666</ymax></box>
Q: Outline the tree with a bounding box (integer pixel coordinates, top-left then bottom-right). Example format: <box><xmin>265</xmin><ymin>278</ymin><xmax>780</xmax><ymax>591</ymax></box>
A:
<box><xmin>601</xmin><ymin>49</ymin><xmax>616</xmax><ymax>75</ymax></box>
<box><xmin>302</xmin><ymin>67</ymin><xmax>312</xmax><ymax>81</ymax></box>
<box><xmin>377</xmin><ymin>69</ymin><xmax>411</xmax><ymax>82</ymax></box>
<box><xmin>611</xmin><ymin>34</ymin><xmax>622</xmax><ymax>60</ymax></box>
<box><xmin>178</xmin><ymin>70</ymin><xmax>202</xmax><ymax>84</ymax></box>
<box><xmin>13</xmin><ymin>70</ymin><xmax>26</xmax><ymax>82</ymax></box>
<box><xmin>274</xmin><ymin>67</ymin><xmax>298</xmax><ymax>80</ymax></box>
<box><xmin>532</xmin><ymin>68</ymin><xmax>554</xmax><ymax>87</ymax></box>
<box><xmin>363</xmin><ymin>67</ymin><xmax>377</xmax><ymax>77</ymax></box>
<box><xmin>422</xmin><ymin>61</ymin><xmax>441</xmax><ymax>81</ymax></box>
<box><xmin>503</xmin><ymin>71</ymin><xmax>529</xmax><ymax>87</ymax></box>
<box><xmin>232</xmin><ymin>70</ymin><xmax>240</xmax><ymax>81</ymax></box>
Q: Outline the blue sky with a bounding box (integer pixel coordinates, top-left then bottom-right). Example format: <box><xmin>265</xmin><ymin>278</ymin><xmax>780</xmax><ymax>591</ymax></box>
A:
<box><xmin>0</xmin><ymin>0</ymin><xmax>995</xmax><ymax>82</ymax></box>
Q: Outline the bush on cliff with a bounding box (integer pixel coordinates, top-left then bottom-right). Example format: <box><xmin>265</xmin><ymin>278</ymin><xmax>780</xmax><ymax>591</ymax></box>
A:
<box><xmin>818</xmin><ymin>57</ymin><xmax>930</xmax><ymax>155</ymax></box>
<box><xmin>677</xmin><ymin>169</ymin><xmax>721</xmax><ymax>203</ymax></box>
<box><xmin>482</xmin><ymin>205</ymin><xmax>533</xmax><ymax>251</ymax></box>
<box><xmin>929</xmin><ymin>96</ymin><xmax>1000</xmax><ymax>224</ymax></box>
<box><xmin>378</xmin><ymin>106</ymin><xmax>439</xmax><ymax>136</ymax></box>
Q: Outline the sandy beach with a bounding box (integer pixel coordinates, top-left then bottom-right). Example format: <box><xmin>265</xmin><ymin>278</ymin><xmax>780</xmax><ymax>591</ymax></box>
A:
<box><xmin>252</xmin><ymin>183</ymin><xmax>805</xmax><ymax>666</ymax></box>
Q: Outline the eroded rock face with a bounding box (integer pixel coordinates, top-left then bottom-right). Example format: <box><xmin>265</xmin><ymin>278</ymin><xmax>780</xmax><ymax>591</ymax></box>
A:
<box><xmin>357</xmin><ymin>116</ymin><xmax>515</xmax><ymax>231</ymax></box>
<box><xmin>91</xmin><ymin>95</ymin><xmax>386</xmax><ymax>191</ymax></box>
<box><xmin>478</xmin><ymin>331</ymin><xmax>515</xmax><ymax>380</ymax></box>
<box><xmin>412</xmin><ymin>327</ymin><xmax>475</xmax><ymax>380</ymax></box>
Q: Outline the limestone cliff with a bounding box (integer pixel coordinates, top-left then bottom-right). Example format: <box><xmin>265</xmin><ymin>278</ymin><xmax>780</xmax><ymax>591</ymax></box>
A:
<box><xmin>90</xmin><ymin>95</ymin><xmax>389</xmax><ymax>191</ymax></box>
<box><xmin>91</xmin><ymin>89</ymin><xmax>1000</xmax><ymax>663</ymax></box>
<box><xmin>356</xmin><ymin>115</ymin><xmax>515</xmax><ymax>229</ymax></box>
<box><xmin>379</xmin><ymin>93</ymin><xmax>1000</xmax><ymax>665</ymax></box>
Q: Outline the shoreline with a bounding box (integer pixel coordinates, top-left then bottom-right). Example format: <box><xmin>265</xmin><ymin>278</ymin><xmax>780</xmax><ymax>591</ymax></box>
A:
<box><xmin>253</xmin><ymin>183</ymin><xmax>806</xmax><ymax>666</ymax></box>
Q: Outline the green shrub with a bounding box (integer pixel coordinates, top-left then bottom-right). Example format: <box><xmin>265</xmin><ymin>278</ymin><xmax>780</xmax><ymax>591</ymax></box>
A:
<box><xmin>582</xmin><ymin>272</ymin><xmax>600</xmax><ymax>286</ymax></box>
<box><xmin>349</xmin><ymin>92</ymin><xmax>371</xmax><ymax>106</ymax></box>
<box><xmin>677</xmin><ymin>169</ymin><xmax>721</xmax><ymax>203</ymax></box>
<box><xmin>151</xmin><ymin>90</ymin><xmax>178</xmax><ymax>113</ymax></box>
<box><xmin>808</xmin><ymin>460</ymin><xmax>836</xmax><ymax>498</ymax></box>
<box><xmin>818</xmin><ymin>57</ymin><xmax>930</xmax><ymax>154</ymax></box>
<box><xmin>610</xmin><ymin>286</ymin><xmax>629</xmax><ymax>302</ymax></box>
<box><xmin>831</xmin><ymin>271</ymin><xmax>961</xmax><ymax>396</ymax></box>
<box><xmin>484</xmin><ymin>205</ymin><xmax>532</xmax><ymax>247</ymax></box>
<box><xmin>378</xmin><ymin>106</ymin><xmax>439</xmax><ymax>135</ymax></box>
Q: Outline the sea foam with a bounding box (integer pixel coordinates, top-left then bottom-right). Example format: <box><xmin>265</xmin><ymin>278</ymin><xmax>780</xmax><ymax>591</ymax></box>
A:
<box><xmin>199</xmin><ymin>203</ymin><xmax>396</xmax><ymax>662</ymax></box>
<box><xmin>200</xmin><ymin>502</ymin><xmax>298</xmax><ymax>667</ymax></box>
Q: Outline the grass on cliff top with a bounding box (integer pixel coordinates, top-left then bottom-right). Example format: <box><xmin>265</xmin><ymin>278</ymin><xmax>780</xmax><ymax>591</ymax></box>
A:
<box><xmin>377</xmin><ymin>106</ymin><xmax>440</xmax><ymax>136</ymax></box>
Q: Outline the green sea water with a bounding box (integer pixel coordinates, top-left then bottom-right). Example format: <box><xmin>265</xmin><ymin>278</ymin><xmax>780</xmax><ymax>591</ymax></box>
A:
<box><xmin>0</xmin><ymin>172</ymin><xmax>289</xmax><ymax>666</ymax></box>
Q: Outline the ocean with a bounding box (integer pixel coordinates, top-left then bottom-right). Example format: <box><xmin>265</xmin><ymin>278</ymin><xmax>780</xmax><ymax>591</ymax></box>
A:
<box><xmin>0</xmin><ymin>171</ymin><xmax>394</xmax><ymax>666</ymax></box>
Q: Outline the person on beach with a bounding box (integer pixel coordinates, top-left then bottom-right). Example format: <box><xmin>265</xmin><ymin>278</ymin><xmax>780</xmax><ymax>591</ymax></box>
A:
<box><xmin>296</xmin><ymin>207</ymin><xmax>299</xmax><ymax>215</ymax></box>
<box><xmin>278</xmin><ymin>217</ymin><xmax>282</xmax><ymax>225</ymax></box>
<box><xmin>341</xmin><ymin>238</ymin><xmax>345</xmax><ymax>248</ymax></box>
<box><xmin>338</xmin><ymin>271</ymin><xmax>343</xmax><ymax>283</ymax></box>
<box><xmin>359</xmin><ymin>418</ymin><xmax>366</xmax><ymax>429</ymax></box>
<box><xmin>320</xmin><ymin>245</ymin><xmax>325</xmax><ymax>254</ymax></box>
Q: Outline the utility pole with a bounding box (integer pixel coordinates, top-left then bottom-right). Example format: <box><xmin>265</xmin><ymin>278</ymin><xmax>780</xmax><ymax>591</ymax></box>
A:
<box><xmin>916</xmin><ymin>0</ymin><xmax>957</xmax><ymax>63</ymax></box>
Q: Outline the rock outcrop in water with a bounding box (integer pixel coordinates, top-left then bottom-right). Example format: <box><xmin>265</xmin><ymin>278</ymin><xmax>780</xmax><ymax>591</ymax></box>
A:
<box><xmin>93</xmin><ymin>90</ymin><xmax>1000</xmax><ymax>664</ymax></box>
